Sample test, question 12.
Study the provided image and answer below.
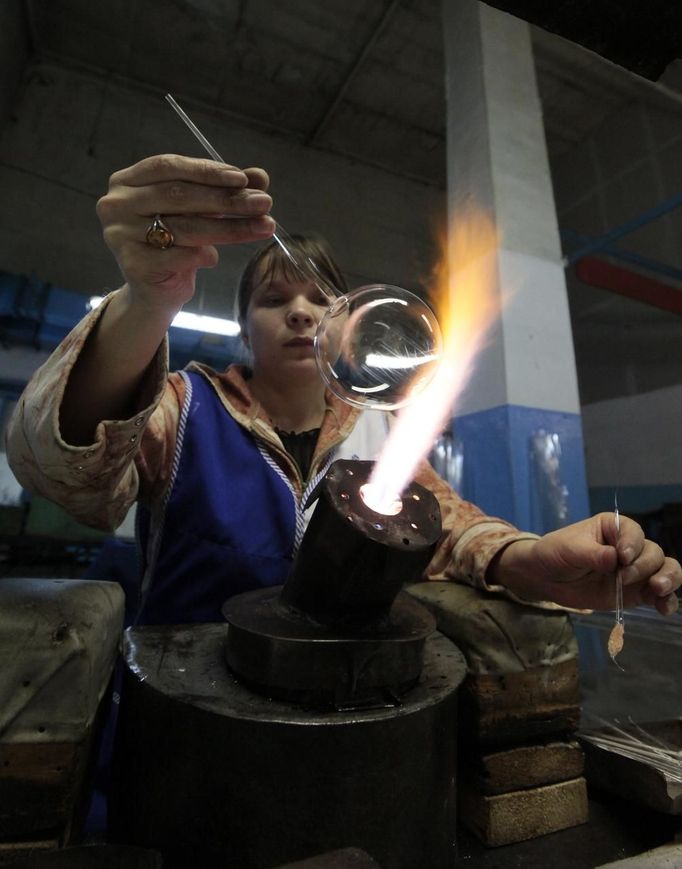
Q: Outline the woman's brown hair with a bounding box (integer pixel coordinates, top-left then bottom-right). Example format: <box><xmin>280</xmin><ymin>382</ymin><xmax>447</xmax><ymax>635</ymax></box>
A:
<box><xmin>236</xmin><ymin>233</ymin><xmax>348</xmax><ymax>326</ymax></box>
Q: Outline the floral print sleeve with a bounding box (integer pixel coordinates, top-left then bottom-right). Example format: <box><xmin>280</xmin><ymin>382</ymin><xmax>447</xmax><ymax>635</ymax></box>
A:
<box><xmin>5</xmin><ymin>291</ymin><xmax>181</xmax><ymax>531</ymax></box>
<box><xmin>414</xmin><ymin>460</ymin><xmax>566</xmax><ymax>611</ymax></box>
<box><xmin>5</xmin><ymin>299</ymin><xmax>566</xmax><ymax>613</ymax></box>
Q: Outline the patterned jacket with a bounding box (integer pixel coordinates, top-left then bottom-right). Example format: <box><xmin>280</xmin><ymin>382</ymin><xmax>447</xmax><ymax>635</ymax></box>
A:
<box><xmin>6</xmin><ymin>291</ymin><xmax>549</xmax><ymax>607</ymax></box>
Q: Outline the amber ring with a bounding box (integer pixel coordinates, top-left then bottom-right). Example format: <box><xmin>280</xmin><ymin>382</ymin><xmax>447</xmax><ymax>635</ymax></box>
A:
<box><xmin>145</xmin><ymin>214</ymin><xmax>174</xmax><ymax>250</ymax></box>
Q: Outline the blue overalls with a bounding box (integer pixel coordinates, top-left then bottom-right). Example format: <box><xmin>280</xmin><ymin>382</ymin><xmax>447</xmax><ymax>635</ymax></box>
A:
<box><xmin>135</xmin><ymin>370</ymin><xmax>304</xmax><ymax>625</ymax></box>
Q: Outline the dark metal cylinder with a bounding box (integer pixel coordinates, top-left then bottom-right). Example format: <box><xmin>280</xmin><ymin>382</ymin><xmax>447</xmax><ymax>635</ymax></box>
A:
<box><xmin>110</xmin><ymin>624</ymin><xmax>465</xmax><ymax>869</ymax></box>
<box><xmin>281</xmin><ymin>460</ymin><xmax>441</xmax><ymax>625</ymax></box>
<box><xmin>223</xmin><ymin>588</ymin><xmax>436</xmax><ymax>708</ymax></box>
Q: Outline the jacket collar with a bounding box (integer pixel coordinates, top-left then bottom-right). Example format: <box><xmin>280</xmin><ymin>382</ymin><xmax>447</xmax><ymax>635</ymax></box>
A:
<box><xmin>187</xmin><ymin>361</ymin><xmax>362</xmax><ymax>455</ymax></box>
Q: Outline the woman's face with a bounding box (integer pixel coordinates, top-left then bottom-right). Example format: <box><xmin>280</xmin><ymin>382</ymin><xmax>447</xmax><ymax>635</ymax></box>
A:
<box><xmin>242</xmin><ymin>264</ymin><xmax>332</xmax><ymax>383</ymax></box>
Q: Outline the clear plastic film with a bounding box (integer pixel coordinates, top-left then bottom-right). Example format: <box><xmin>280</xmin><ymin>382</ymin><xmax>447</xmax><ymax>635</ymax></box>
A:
<box><xmin>529</xmin><ymin>429</ymin><xmax>569</xmax><ymax>533</ymax></box>
<box><xmin>430</xmin><ymin>428</ymin><xmax>464</xmax><ymax>495</ymax></box>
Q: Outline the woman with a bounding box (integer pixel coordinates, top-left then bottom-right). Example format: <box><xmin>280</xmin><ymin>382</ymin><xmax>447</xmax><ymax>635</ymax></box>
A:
<box><xmin>7</xmin><ymin>154</ymin><xmax>681</xmax><ymax>623</ymax></box>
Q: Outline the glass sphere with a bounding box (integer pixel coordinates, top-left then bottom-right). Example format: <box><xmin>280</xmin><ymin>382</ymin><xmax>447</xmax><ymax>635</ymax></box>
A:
<box><xmin>314</xmin><ymin>284</ymin><xmax>442</xmax><ymax>410</ymax></box>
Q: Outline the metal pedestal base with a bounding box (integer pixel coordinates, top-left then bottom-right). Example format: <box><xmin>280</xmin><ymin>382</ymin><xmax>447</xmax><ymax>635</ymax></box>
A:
<box><xmin>110</xmin><ymin>624</ymin><xmax>465</xmax><ymax>869</ymax></box>
<box><xmin>223</xmin><ymin>588</ymin><xmax>436</xmax><ymax>708</ymax></box>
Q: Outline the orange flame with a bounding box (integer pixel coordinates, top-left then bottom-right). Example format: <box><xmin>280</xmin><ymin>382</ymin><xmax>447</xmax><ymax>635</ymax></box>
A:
<box><xmin>365</xmin><ymin>207</ymin><xmax>501</xmax><ymax>513</ymax></box>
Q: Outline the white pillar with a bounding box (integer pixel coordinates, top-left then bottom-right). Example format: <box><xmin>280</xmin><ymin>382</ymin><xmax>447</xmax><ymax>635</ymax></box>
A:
<box><xmin>442</xmin><ymin>0</ymin><xmax>589</xmax><ymax>530</ymax></box>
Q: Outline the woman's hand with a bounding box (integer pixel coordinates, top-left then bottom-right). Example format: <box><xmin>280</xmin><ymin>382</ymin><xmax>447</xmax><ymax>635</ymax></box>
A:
<box><xmin>59</xmin><ymin>154</ymin><xmax>274</xmax><ymax>445</ymax></box>
<box><xmin>489</xmin><ymin>513</ymin><xmax>681</xmax><ymax>614</ymax></box>
<box><xmin>96</xmin><ymin>154</ymin><xmax>275</xmax><ymax>316</ymax></box>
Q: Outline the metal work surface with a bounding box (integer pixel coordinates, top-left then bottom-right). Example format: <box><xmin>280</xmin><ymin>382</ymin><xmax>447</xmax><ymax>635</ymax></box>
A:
<box><xmin>120</xmin><ymin>622</ymin><xmax>460</xmax><ymax>723</ymax></box>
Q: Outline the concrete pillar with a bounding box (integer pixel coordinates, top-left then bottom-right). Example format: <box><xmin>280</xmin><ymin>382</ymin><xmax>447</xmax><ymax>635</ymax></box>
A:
<box><xmin>442</xmin><ymin>0</ymin><xmax>589</xmax><ymax>532</ymax></box>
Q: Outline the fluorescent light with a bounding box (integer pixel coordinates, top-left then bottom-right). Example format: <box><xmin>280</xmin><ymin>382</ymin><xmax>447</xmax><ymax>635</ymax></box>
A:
<box><xmin>88</xmin><ymin>296</ymin><xmax>240</xmax><ymax>337</ymax></box>
<box><xmin>172</xmin><ymin>311</ymin><xmax>240</xmax><ymax>336</ymax></box>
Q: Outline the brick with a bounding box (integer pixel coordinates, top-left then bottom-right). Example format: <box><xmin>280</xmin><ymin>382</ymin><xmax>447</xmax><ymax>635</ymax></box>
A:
<box><xmin>459</xmin><ymin>659</ymin><xmax>581</xmax><ymax>746</ymax></box>
<box><xmin>459</xmin><ymin>776</ymin><xmax>589</xmax><ymax>847</ymax></box>
<box><xmin>463</xmin><ymin>739</ymin><xmax>585</xmax><ymax>794</ymax></box>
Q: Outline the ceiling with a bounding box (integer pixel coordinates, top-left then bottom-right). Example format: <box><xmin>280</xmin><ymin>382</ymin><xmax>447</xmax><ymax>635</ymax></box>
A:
<box><xmin>18</xmin><ymin>0</ymin><xmax>682</xmax><ymax>403</ymax></box>
<box><xmin>23</xmin><ymin>0</ymin><xmax>682</xmax><ymax>189</ymax></box>
<box><xmin>489</xmin><ymin>0</ymin><xmax>682</xmax><ymax>80</ymax></box>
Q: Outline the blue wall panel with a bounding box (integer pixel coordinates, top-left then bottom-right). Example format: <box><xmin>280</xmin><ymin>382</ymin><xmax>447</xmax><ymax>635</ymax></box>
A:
<box><xmin>0</xmin><ymin>271</ymin><xmax>241</xmax><ymax>372</ymax></box>
<box><xmin>452</xmin><ymin>404</ymin><xmax>589</xmax><ymax>533</ymax></box>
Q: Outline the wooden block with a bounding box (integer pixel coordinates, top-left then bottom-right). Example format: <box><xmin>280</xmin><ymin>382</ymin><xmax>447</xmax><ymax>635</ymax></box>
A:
<box><xmin>463</xmin><ymin>739</ymin><xmax>585</xmax><ymax>794</ymax></box>
<box><xmin>459</xmin><ymin>776</ymin><xmax>589</xmax><ymax>847</ymax></box>
<box><xmin>459</xmin><ymin>659</ymin><xmax>581</xmax><ymax>746</ymax></box>
<box><xmin>0</xmin><ymin>738</ymin><xmax>92</xmax><ymax>843</ymax></box>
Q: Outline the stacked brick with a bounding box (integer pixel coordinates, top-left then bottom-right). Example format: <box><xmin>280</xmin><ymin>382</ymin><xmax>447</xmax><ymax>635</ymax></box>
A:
<box><xmin>408</xmin><ymin>581</ymin><xmax>588</xmax><ymax>846</ymax></box>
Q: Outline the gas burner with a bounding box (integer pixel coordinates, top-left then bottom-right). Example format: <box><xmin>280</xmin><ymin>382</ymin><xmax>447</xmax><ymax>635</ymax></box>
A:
<box><xmin>223</xmin><ymin>459</ymin><xmax>442</xmax><ymax>709</ymax></box>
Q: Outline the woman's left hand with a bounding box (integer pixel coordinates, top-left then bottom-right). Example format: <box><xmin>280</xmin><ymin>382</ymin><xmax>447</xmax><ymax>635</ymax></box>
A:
<box><xmin>489</xmin><ymin>513</ymin><xmax>681</xmax><ymax>613</ymax></box>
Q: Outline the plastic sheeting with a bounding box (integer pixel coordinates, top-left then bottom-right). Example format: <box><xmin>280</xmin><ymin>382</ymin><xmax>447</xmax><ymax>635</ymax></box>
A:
<box><xmin>432</xmin><ymin>425</ymin><xmax>571</xmax><ymax>533</ymax></box>
<box><xmin>430</xmin><ymin>430</ymin><xmax>464</xmax><ymax>495</ymax></box>
<box><xmin>530</xmin><ymin>429</ymin><xmax>570</xmax><ymax>533</ymax></box>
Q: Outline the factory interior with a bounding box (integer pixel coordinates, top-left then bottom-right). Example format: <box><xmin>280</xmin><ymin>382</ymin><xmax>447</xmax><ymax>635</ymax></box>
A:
<box><xmin>0</xmin><ymin>0</ymin><xmax>681</xmax><ymax>866</ymax></box>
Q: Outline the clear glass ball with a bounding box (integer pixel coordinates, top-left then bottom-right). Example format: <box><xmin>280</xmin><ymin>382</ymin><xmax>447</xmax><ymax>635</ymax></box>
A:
<box><xmin>314</xmin><ymin>284</ymin><xmax>442</xmax><ymax>410</ymax></box>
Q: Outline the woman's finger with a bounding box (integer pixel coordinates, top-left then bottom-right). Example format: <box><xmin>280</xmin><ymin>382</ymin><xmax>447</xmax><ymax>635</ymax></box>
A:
<box><xmin>606</xmin><ymin>514</ymin><xmax>644</xmax><ymax>563</ymax></box>
<box><xmin>104</xmin><ymin>214</ymin><xmax>275</xmax><ymax>253</ymax></box>
<box><xmin>243</xmin><ymin>167</ymin><xmax>270</xmax><ymax>191</ymax></box>
<box><xmin>646</xmin><ymin>555</ymin><xmax>682</xmax><ymax>597</ymax></box>
<box><xmin>619</xmin><ymin>539</ymin><xmax>665</xmax><ymax>588</ymax></box>
<box><xmin>110</xmin><ymin>154</ymin><xmax>250</xmax><ymax>188</ymax></box>
<box><xmin>99</xmin><ymin>183</ymin><xmax>271</xmax><ymax>224</ymax></box>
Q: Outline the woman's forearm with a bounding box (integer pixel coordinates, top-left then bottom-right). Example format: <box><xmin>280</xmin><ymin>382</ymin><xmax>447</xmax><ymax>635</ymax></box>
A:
<box><xmin>59</xmin><ymin>286</ymin><xmax>176</xmax><ymax>445</ymax></box>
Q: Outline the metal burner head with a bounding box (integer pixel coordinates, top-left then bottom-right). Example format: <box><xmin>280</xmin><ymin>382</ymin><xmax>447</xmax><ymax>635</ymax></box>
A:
<box><xmin>281</xmin><ymin>459</ymin><xmax>441</xmax><ymax>626</ymax></box>
<box><xmin>223</xmin><ymin>459</ymin><xmax>442</xmax><ymax>709</ymax></box>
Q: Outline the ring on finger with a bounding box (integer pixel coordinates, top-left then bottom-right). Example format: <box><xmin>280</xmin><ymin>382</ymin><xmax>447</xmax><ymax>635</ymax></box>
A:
<box><xmin>145</xmin><ymin>214</ymin><xmax>174</xmax><ymax>250</ymax></box>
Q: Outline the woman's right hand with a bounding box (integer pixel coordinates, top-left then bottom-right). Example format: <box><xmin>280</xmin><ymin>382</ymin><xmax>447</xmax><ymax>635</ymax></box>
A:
<box><xmin>96</xmin><ymin>154</ymin><xmax>275</xmax><ymax>316</ymax></box>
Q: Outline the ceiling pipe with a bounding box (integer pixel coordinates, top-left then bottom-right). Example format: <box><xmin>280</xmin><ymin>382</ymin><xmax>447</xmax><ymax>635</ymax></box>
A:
<box><xmin>561</xmin><ymin>229</ymin><xmax>682</xmax><ymax>284</ymax></box>
<box><xmin>575</xmin><ymin>257</ymin><xmax>682</xmax><ymax>316</ymax></box>
<box><xmin>564</xmin><ymin>192</ymin><xmax>682</xmax><ymax>265</ymax></box>
<box><xmin>306</xmin><ymin>0</ymin><xmax>402</xmax><ymax>145</ymax></box>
